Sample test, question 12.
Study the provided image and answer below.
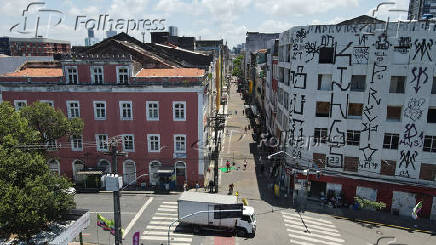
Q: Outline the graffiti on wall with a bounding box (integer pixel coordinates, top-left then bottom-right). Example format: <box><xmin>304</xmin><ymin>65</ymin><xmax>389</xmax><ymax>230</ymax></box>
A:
<box><xmin>412</xmin><ymin>38</ymin><xmax>433</xmax><ymax>61</ymax></box>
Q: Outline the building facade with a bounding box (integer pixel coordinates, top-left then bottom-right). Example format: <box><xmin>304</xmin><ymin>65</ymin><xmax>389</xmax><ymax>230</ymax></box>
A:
<box><xmin>1</xmin><ymin>37</ymin><xmax>71</xmax><ymax>56</ymax></box>
<box><xmin>408</xmin><ymin>0</ymin><xmax>436</xmax><ymax>20</ymax></box>
<box><xmin>0</xmin><ymin>56</ymin><xmax>209</xmax><ymax>189</ymax></box>
<box><xmin>277</xmin><ymin>21</ymin><xmax>436</xmax><ymax>219</ymax></box>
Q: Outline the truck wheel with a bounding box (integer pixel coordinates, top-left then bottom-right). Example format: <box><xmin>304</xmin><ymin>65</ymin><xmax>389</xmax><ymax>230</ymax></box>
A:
<box><xmin>236</xmin><ymin>228</ymin><xmax>247</xmax><ymax>237</ymax></box>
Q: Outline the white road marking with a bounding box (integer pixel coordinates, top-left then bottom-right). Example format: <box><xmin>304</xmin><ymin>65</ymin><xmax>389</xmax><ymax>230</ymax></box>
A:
<box><xmin>122</xmin><ymin>197</ymin><xmax>153</xmax><ymax>239</ymax></box>
<box><xmin>282</xmin><ymin>212</ymin><xmax>333</xmax><ymax>224</ymax></box>
<box><xmin>146</xmin><ymin>225</ymin><xmax>177</xmax><ymax>231</ymax></box>
<box><xmin>283</xmin><ymin>215</ymin><xmax>337</xmax><ymax>228</ymax></box>
<box><xmin>160</xmin><ymin>205</ymin><xmax>178</xmax><ymax>209</ymax></box>
<box><xmin>88</xmin><ymin>211</ymin><xmax>136</xmax><ymax>214</ymax></box>
<box><xmin>155</xmin><ymin>212</ymin><xmax>178</xmax><ymax>216</ymax></box>
<box><xmin>287</xmin><ymin>229</ymin><xmax>344</xmax><ymax>243</ymax></box>
<box><xmin>158</xmin><ymin>208</ymin><xmax>178</xmax><ymax>212</ymax></box>
<box><xmin>152</xmin><ymin>216</ymin><xmax>177</xmax><ymax>220</ymax></box>
<box><xmin>149</xmin><ymin>220</ymin><xmax>178</xmax><ymax>225</ymax></box>
<box><xmin>290</xmin><ymin>239</ymin><xmax>315</xmax><ymax>245</ymax></box>
<box><xmin>287</xmin><ymin>234</ymin><xmax>343</xmax><ymax>245</ymax></box>
<box><xmin>141</xmin><ymin>230</ymin><xmax>192</xmax><ymax>237</ymax></box>
<box><xmin>163</xmin><ymin>201</ymin><xmax>178</xmax><ymax>204</ymax></box>
<box><xmin>140</xmin><ymin>235</ymin><xmax>192</xmax><ymax>242</ymax></box>
<box><xmin>285</xmin><ymin>224</ymin><xmax>341</xmax><ymax>237</ymax></box>
<box><xmin>284</xmin><ymin>220</ymin><xmax>339</xmax><ymax>233</ymax></box>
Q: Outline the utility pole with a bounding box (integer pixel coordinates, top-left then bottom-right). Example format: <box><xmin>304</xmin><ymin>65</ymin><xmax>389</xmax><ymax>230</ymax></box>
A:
<box><xmin>105</xmin><ymin>137</ymin><xmax>127</xmax><ymax>245</ymax></box>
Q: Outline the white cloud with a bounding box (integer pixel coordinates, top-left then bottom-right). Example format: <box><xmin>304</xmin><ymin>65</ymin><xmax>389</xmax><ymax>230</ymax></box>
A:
<box><xmin>370</xmin><ymin>0</ymin><xmax>410</xmax><ymax>21</ymax></box>
<box><xmin>253</xmin><ymin>0</ymin><xmax>359</xmax><ymax>16</ymax></box>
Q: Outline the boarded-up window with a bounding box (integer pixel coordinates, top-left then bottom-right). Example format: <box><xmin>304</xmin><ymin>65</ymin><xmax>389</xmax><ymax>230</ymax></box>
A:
<box><xmin>344</xmin><ymin>156</ymin><xmax>359</xmax><ymax>172</ymax></box>
<box><xmin>348</xmin><ymin>103</ymin><xmax>363</xmax><ymax>119</ymax></box>
<box><xmin>319</xmin><ymin>47</ymin><xmax>334</xmax><ymax>64</ymax></box>
<box><xmin>387</xmin><ymin>106</ymin><xmax>402</xmax><ymax>121</ymax></box>
<box><xmin>389</xmin><ymin>76</ymin><xmax>405</xmax><ymax>93</ymax></box>
<box><xmin>350</xmin><ymin>75</ymin><xmax>366</xmax><ymax>92</ymax></box>
<box><xmin>316</xmin><ymin>102</ymin><xmax>330</xmax><ymax>117</ymax></box>
<box><xmin>419</xmin><ymin>163</ymin><xmax>436</xmax><ymax>181</ymax></box>
<box><xmin>313</xmin><ymin>153</ymin><xmax>326</xmax><ymax>169</ymax></box>
<box><xmin>380</xmin><ymin>160</ymin><xmax>396</xmax><ymax>176</ymax></box>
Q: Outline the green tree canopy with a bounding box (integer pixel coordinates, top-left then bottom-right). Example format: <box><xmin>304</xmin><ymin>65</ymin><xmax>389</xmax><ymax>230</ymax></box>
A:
<box><xmin>0</xmin><ymin>102</ymin><xmax>80</xmax><ymax>240</ymax></box>
<box><xmin>232</xmin><ymin>54</ymin><xmax>244</xmax><ymax>78</ymax></box>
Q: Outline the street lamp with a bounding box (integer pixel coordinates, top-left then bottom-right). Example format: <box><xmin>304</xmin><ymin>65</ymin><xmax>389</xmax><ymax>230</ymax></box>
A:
<box><xmin>267</xmin><ymin>150</ymin><xmax>293</xmax><ymax>160</ymax></box>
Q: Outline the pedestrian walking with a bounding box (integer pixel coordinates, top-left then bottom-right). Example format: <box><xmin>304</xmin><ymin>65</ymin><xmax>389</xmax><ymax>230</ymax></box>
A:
<box><xmin>183</xmin><ymin>181</ymin><xmax>188</xmax><ymax>191</ymax></box>
<box><xmin>226</xmin><ymin>160</ymin><xmax>231</xmax><ymax>172</ymax></box>
<box><xmin>234</xmin><ymin>110</ymin><xmax>238</xmax><ymax>115</ymax></box>
<box><xmin>195</xmin><ymin>181</ymin><xmax>199</xmax><ymax>191</ymax></box>
<box><xmin>243</xmin><ymin>160</ymin><xmax>248</xmax><ymax>170</ymax></box>
<box><xmin>209</xmin><ymin>180</ymin><xmax>214</xmax><ymax>193</ymax></box>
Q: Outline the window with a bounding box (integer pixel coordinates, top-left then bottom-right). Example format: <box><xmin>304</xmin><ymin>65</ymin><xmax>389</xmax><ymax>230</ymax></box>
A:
<box><xmin>348</xmin><ymin>103</ymin><xmax>363</xmax><ymax>119</ymax></box>
<box><xmin>283</xmin><ymin>92</ymin><xmax>289</xmax><ymax>110</ymax></box>
<box><xmin>40</xmin><ymin>100</ymin><xmax>54</xmax><ymax>107</ymax></box>
<box><xmin>383</xmin><ymin>133</ymin><xmax>399</xmax><ymax>149</ymax></box>
<box><xmin>66</xmin><ymin>101</ymin><xmax>80</xmax><ymax>118</ymax></box>
<box><xmin>122</xmin><ymin>134</ymin><xmax>134</xmax><ymax>152</ymax></box>
<box><xmin>316</xmin><ymin>102</ymin><xmax>330</xmax><ymax>117</ymax></box>
<box><xmin>14</xmin><ymin>100</ymin><xmax>27</xmax><ymax>110</ymax></box>
<box><xmin>432</xmin><ymin>77</ymin><xmax>436</xmax><ymax>94</ymax></box>
<box><xmin>428</xmin><ymin>108</ymin><xmax>436</xmax><ymax>123</ymax></box>
<box><xmin>380</xmin><ymin>160</ymin><xmax>396</xmax><ymax>176</ymax></box>
<box><xmin>91</xmin><ymin>66</ymin><xmax>104</xmax><ymax>84</ymax></box>
<box><xmin>423</xmin><ymin>135</ymin><xmax>436</xmax><ymax>152</ymax></box>
<box><xmin>314</xmin><ymin>128</ymin><xmax>328</xmax><ymax>144</ymax></box>
<box><xmin>419</xmin><ymin>163</ymin><xmax>436</xmax><ymax>181</ymax></box>
<box><xmin>313</xmin><ymin>153</ymin><xmax>326</xmax><ymax>169</ymax></box>
<box><xmin>117</xmin><ymin>66</ymin><xmax>129</xmax><ymax>84</ymax></box>
<box><xmin>386</xmin><ymin>106</ymin><xmax>402</xmax><ymax>122</ymax></box>
<box><xmin>346</xmin><ymin>130</ymin><xmax>360</xmax><ymax>146</ymax></box>
<box><xmin>66</xmin><ymin>66</ymin><xmax>78</xmax><ymax>84</ymax></box>
<box><xmin>93</xmin><ymin>101</ymin><xmax>106</xmax><ymax>120</ymax></box>
<box><xmin>71</xmin><ymin>135</ymin><xmax>83</xmax><ymax>151</ymax></box>
<box><xmin>48</xmin><ymin>160</ymin><xmax>60</xmax><ymax>175</ymax></box>
<box><xmin>350</xmin><ymin>75</ymin><xmax>366</xmax><ymax>92</ymax></box>
<box><xmin>174</xmin><ymin>134</ymin><xmax>186</xmax><ymax>153</ymax></box>
<box><xmin>173</xmin><ymin>101</ymin><xmax>186</xmax><ymax>121</ymax></box>
<box><xmin>96</xmin><ymin>134</ymin><xmax>109</xmax><ymax>152</ymax></box>
<box><xmin>148</xmin><ymin>134</ymin><xmax>160</xmax><ymax>152</ymax></box>
<box><xmin>46</xmin><ymin>139</ymin><xmax>58</xmax><ymax>151</ymax></box>
<box><xmin>119</xmin><ymin>101</ymin><xmax>133</xmax><ymax>120</ymax></box>
<box><xmin>175</xmin><ymin>161</ymin><xmax>186</xmax><ymax>176</ymax></box>
<box><xmin>146</xmin><ymin>101</ymin><xmax>159</xmax><ymax>121</ymax></box>
<box><xmin>318</xmin><ymin>74</ymin><xmax>332</xmax><ymax>91</ymax></box>
<box><xmin>319</xmin><ymin>47</ymin><xmax>334</xmax><ymax>64</ymax></box>
<box><xmin>389</xmin><ymin>76</ymin><xmax>405</xmax><ymax>93</ymax></box>
<box><xmin>344</xmin><ymin>156</ymin><xmax>359</xmax><ymax>172</ymax></box>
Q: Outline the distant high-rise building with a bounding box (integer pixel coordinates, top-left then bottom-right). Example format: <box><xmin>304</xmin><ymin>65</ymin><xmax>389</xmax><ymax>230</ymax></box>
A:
<box><xmin>88</xmin><ymin>29</ymin><xmax>95</xmax><ymax>38</ymax></box>
<box><xmin>106</xmin><ymin>30</ymin><xmax>117</xmax><ymax>38</ymax></box>
<box><xmin>85</xmin><ymin>28</ymin><xmax>99</xmax><ymax>46</ymax></box>
<box><xmin>408</xmin><ymin>0</ymin><xmax>436</xmax><ymax>20</ymax></box>
<box><xmin>169</xmin><ymin>26</ymin><xmax>178</xmax><ymax>37</ymax></box>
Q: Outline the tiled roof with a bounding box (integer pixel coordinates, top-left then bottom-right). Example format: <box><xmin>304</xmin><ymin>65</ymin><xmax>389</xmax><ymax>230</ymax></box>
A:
<box><xmin>136</xmin><ymin>68</ymin><xmax>205</xmax><ymax>77</ymax></box>
<box><xmin>2</xmin><ymin>68</ymin><xmax>63</xmax><ymax>77</ymax></box>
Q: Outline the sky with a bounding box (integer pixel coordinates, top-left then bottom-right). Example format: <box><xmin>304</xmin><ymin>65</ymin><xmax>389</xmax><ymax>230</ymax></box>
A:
<box><xmin>0</xmin><ymin>0</ymin><xmax>410</xmax><ymax>48</ymax></box>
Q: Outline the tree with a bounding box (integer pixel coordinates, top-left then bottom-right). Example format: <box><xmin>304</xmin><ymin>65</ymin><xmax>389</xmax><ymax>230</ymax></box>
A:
<box><xmin>0</xmin><ymin>102</ymin><xmax>79</xmax><ymax>240</ymax></box>
<box><xmin>232</xmin><ymin>55</ymin><xmax>244</xmax><ymax>78</ymax></box>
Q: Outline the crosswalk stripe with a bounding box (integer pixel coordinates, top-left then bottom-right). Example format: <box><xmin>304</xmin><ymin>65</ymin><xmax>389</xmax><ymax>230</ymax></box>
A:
<box><xmin>282</xmin><ymin>212</ymin><xmax>333</xmax><ymax>224</ymax></box>
<box><xmin>155</xmin><ymin>212</ymin><xmax>178</xmax><ymax>216</ymax></box>
<box><xmin>158</xmin><ymin>208</ymin><xmax>178</xmax><ymax>212</ymax></box>
<box><xmin>287</xmin><ymin>234</ymin><xmax>342</xmax><ymax>245</ymax></box>
<box><xmin>140</xmin><ymin>235</ymin><xmax>192</xmax><ymax>242</ymax></box>
<box><xmin>290</xmin><ymin>239</ymin><xmax>316</xmax><ymax>245</ymax></box>
<box><xmin>152</xmin><ymin>216</ymin><xmax>177</xmax><ymax>220</ymax></box>
<box><xmin>146</xmin><ymin>225</ymin><xmax>177</xmax><ymax>231</ymax></box>
<box><xmin>287</xmin><ymin>229</ymin><xmax>344</xmax><ymax>243</ymax></box>
<box><xmin>163</xmin><ymin>201</ymin><xmax>178</xmax><ymax>204</ymax></box>
<box><xmin>285</xmin><ymin>224</ymin><xmax>341</xmax><ymax>237</ymax></box>
<box><xmin>142</xmin><ymin>230</ymin><xmax>193</xmax><ymax>237</ymax></box>
<box><xmin>160</xmin><ymin>205</ymin><xmax>178</xmax><ymax>209</ymax></box>
<box><xmin>284</xmin><ymin>220</ymin><xmax>339</xmax><ymax>233</ymax></box>
<box><xmin>150</xmin><ymin>220</ymin><xmax>178</xmax><ymax>225</ymax></box>
<box><xmin>283</xmin><ymin>215</ymin><xmax>337</xmax><ymax>228</ymax></box>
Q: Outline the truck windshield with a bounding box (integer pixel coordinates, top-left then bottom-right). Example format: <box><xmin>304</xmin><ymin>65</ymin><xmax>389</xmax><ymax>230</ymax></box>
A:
<box><xmin>241</xmin><ymin>215</ymin><xmax>251</xmax><ymax>222</ymax></box>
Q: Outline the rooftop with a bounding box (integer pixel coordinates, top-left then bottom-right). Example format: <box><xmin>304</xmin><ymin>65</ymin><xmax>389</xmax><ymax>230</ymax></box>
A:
<box><xmin>136</xmin><ymin>68</ymin><xmax>205</xmax><ymax>77</ymax></box>
<box><xmin>178</xmin><ymin>192</ymin><xmax>237</xmax><ymax>204</ymax></box>
<box><xmin>2</xmin><ymin>68</ymin><xmax>62</xmax><ymax>77</ymax></box>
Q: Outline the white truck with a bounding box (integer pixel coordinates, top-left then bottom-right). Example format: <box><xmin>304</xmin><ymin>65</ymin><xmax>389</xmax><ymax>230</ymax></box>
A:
<box><xmin>177</xmin><ymin>192</ymin><xmax>256</xmax><ymax>237</ymax></box>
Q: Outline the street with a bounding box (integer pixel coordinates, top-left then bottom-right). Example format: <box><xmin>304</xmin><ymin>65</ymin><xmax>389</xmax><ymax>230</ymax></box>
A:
<box><xmin>74</xmin><ymin>82</ymin><xmax>436</xmax><ymax>245</ymax></box>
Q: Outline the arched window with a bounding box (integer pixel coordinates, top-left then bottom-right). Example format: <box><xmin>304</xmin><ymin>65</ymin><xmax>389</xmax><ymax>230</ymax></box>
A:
<box><xmin>123</xmin><ymin>160</ymin><xmax>136</xmax><ymax>186</ymax></box>
<box><xmin>98</xmin><ymin>159</ymin><xmax>111</xmax><ymax>174</ymax></box>
<box><xmin>48</xmin><ymin>159</ymin><xmax>60</xmax><ymax>175</ymax></box>
<box><xmin>72</xmin><ymin>160</ymin><xmax>85</xmax><ymax>181</ymax></box>
<box><xmin>175</xmin><ymin>161</ymin><xmax>186</xmax><ymax>177</ymax></box>
<box><xmin>149</xmin><ymin>161</ymin><xmax>161</xmax><ymax>185</ymax></box>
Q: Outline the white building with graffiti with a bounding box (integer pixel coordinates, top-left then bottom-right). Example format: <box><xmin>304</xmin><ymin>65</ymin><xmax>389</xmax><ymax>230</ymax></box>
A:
<box><xmin>276</xmin><ymin>16</ymin><xmax>436</xmax><ymax>219</ymax></box>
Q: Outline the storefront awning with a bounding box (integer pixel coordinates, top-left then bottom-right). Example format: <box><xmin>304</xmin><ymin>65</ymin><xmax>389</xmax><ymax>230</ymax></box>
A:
<box><xmin>157</xmin><ymin>166</ymin><xmax>174</xmax><ymax>176</ymax></box>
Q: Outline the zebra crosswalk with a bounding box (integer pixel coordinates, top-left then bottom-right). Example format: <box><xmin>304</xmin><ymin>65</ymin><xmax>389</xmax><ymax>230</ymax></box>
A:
<box><xmin>282</xmin><ymin>211</ymin><xmax>345</xmax><ymax>245</ymax></box>
<box><xmin>141</xmin><ymin>201</ymin><xmax>193</xmax><ymax>245</ymax></box>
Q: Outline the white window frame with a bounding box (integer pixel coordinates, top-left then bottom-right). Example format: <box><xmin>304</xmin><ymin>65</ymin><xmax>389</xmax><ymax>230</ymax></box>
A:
<box><xmin>90</xmin><ymin>66</ymin><xmax>104</xmax><ymax>85</ymax></box>
<box><xmin>71</xmin><ymin>135</ymin><xmax>83</xmax><ymax>151</ymax></box>
<box><xmin>65</xmin><ymin>66</ymin><xmax>78</xmax><ymax>84</ymax></box>
<box><xmin>119</xmin><ymin>101</ymin><xmax>133</xmax><ymax>120</ymax></box>
<box><xmin>146</xmin><ymin>101</ymin><xmax>159</xmax><ymax>121</ymax></box>
<box><xmin>66</xmin><ymin>100</ymin><xmax>80</xmax><ymax>118</ymax></box>
<box><xmin>147</xmin><ymin>134</ymin><xmax>161</xmax><ymax>152</ymax></box>
<box><xmin>173</xmin><ymin>101</ymin><xmax>186</xmax><ymax>121</ymax></box>
<box><xmin>116</xmin><ymin>66</ymin><xmax>129</xmax><ymax>84</ymax></box>
<box><xmin>40</xmin><ymin>100</ymin><xmax>54</xmax><ymax>107</ymax></box>
<box><xmin>174</xmin><ymin>134</ymin><xmax>186</xmax><ymax>153</ymax></box>
<box><xmin>14</xmin><ymin>100</ymin><xmax>27</xmax><ymax>110</ymax></box>
<box><xmin>93</xmin><ymin>101</ymin><xmax>107</xmax><ymax>120</ymax></box>
<box><xmin>48</xmin><ymin>159</ymin><xmax>60</xmax><ymax>175</ymax></box>
<box><xmin>122</xmin><ymin>134</ymin><xmax>135</xmax><ymax>152</ymax></box>
<box><xmin>96</xmin><ymin>134</ymin><xmax>109</xmax><ymax>152</ymax></box>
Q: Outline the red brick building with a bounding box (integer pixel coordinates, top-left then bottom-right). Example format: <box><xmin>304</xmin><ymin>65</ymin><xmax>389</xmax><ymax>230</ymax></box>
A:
<box><xmin>0</xmin><ymin>55</ymin><xmax>209</xmax><ymax>189</ymax></box>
